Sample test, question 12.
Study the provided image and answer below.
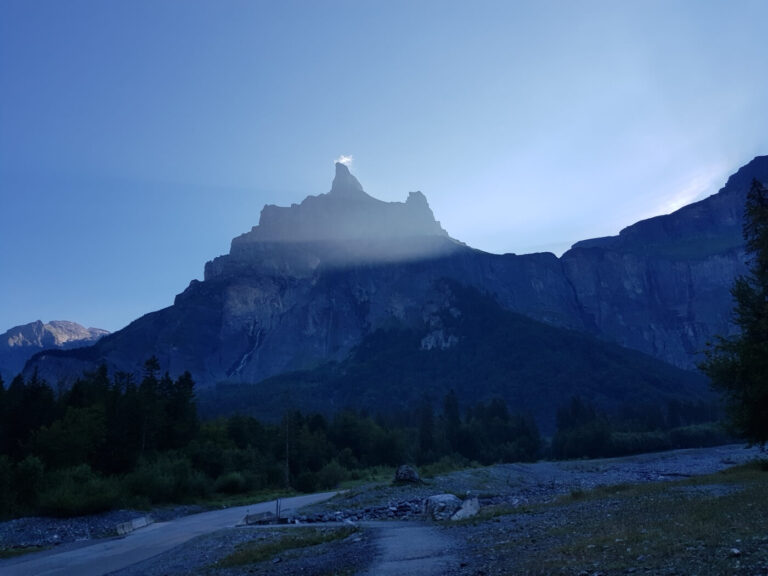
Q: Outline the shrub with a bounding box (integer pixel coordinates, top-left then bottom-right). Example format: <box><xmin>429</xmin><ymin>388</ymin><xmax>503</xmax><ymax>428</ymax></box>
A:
<box><xmin>0</xmin><ymin>456</ymin><xmax>14</xmax><ymax>517</ymax></box>
<box><xmin>126</xmin><ymin>455</ymin><xmax>209</xmax><ymax>503</ymax></box>
<box><xmin>214</xmin><ymin>471</ymin><xmax>248</xmax><ymax>494</ymax></box>
<box><xmin>294</xmin><ymin>471</ymin><xmax>319</xmax><ymax>493</ymax></box>
<box><xmin>13</xmin><ymin>455</ymin><xmax>45</xmax><ymax>509</ymax></box>
<box><xmin>38</xmin><ymin>464</ymin><xmax>122</xmax><ymax>517</ymax></box>
<box><xmin>317</xmin><ymin>460</ymin><xmax>347</xmax><ymax>489</ymax></box>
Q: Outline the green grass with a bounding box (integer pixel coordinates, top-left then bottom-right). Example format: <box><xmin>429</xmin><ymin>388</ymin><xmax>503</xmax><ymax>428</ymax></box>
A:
<box><xmin>0</xmin><ymin>545</ymin><xmax>49</xmax><ymax>559</ymax></box>
<box><xmin>337</xmin><ymin>465</ymin><xmax>396</xmax><ymax>489</ymax></box>
<box><xmin>192</xmin><ymin>488</ymin><xmax>296</xmax><ymax>510</ymax></box>
<box><xmin>503</xmin><ymin>460</ymin><xmax>768</xmax><ymax>574</ymax></box>
<box><xmin>218</xmin><ymin>526</ymin><xmax>358</xmax><ymax>567</ymax></box>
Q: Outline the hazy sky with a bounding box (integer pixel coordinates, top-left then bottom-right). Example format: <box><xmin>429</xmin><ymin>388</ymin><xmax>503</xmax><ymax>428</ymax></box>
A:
<box><xmin>2</xmin><ymin>0</ymin><xmax>767</xmax><ymax>333</ymax></box>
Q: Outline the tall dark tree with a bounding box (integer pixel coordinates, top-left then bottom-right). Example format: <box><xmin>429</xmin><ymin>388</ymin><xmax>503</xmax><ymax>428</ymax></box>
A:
<box><xmin>701</xmin><ymin>179</ymin><xmax>768</xmax><ymax>447</ymax></box>
<box><xmin>418</xmin><ymin>396</ymin><xmax>435</xmax><ymax>462</ymax></box>
<box><xmin>442</xmin><ymin>389</ymin><xmax>461</xmax><ymax>453</ymax></box>
<box><xmin>160</xmin><ymin>371</ymin><xmax>199</xmax><ymax>450</ymax></box>
<box><xmin>138</xmin><ymin>357</ymin><xmax>163</xmax><ymax>456</ymax></box>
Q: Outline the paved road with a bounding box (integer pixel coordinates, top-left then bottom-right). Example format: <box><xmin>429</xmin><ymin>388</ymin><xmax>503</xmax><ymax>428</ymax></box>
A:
<box><xmin>360</xmin><ymin>522</ymin><xmax>458</xmax><ymax>576</ymax></box>
<box><xmin>1</xmin><ymin>492</ymin><xmax>337</xmax><ymax>576</ymax></box>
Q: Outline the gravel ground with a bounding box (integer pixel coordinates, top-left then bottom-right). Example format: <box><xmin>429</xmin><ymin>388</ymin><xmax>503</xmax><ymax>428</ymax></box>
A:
<box><xmin>303</xmin><ymin>444</ymin><xmax>763</xmax><ymax>518</ymax></box>
<box><xmin>109</xmin><ymin>524</ymin><xmax>376</xmax><ymax>576</ymax></box>
<box><xmin>0</xmin><ymin>505</ymin><xmax>203</xmax><ymax>550</ymax></box>
<box><xmin>1</xmin><ymin>444</ymin><xmax>763</xmax><ymax>575</ymax></box>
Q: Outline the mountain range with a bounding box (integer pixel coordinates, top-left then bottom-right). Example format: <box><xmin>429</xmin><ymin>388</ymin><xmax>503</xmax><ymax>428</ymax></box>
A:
<box><xmin>21</xmin><ymin>156</ymin><xmax>768</xmax><ymax>422</ymax></box>
<box><xmin>0</xmin><ymin>321</ymin><xmax>108</xmax><ymax>382</ymax></box>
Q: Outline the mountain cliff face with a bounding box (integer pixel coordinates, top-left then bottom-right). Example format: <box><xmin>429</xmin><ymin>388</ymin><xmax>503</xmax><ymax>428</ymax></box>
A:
<box><xmin>25</xmin><ymin>157</ymin><xmax>768</xmax><ymax>391</ymax></box>
<box><xmin>561</xmin><ymin>157</ymin><xmax>768</xmax><ymax>367</ymax></box>
<box><xmin>0</xmin><ymin>320</ymin><xmax>108</xmax><ymax>380</ymax></box>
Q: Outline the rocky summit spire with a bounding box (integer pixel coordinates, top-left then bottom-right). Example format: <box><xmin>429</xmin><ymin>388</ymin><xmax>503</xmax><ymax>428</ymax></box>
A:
<box><xmin>329</xmin><ymin>162</ymin><xmax>366</xmax><ymax>197</ymax></box>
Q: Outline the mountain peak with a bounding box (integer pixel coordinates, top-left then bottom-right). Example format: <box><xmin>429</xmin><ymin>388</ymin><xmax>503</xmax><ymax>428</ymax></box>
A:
<box><xmin>329</xmin><ymin>162</ymin><xmax>366</xmax><ymax>197</ymax></box>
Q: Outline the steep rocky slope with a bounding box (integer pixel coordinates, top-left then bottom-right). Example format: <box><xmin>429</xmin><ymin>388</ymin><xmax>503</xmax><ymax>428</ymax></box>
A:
<box><xmin>561</xmin><ymin>156</ymin><xmax>767</xmax><ymax>368</ymax></box>
<box><xmin>25</xmin><ymin>157</ymin><xmax>768</xmax><ymax>392</ymax></box>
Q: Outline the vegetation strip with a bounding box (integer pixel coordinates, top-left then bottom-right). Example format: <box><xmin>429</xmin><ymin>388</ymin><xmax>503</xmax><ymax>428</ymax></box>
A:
<box><xmin>217</xmin><ymin>525</ymin><xmax>358</xmax><ymax>567</ymax></box>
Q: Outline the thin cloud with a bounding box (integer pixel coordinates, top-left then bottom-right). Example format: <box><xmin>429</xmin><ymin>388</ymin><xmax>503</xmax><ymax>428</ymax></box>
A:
<box><xmin>659</xmin><ymin>165</ymin><xmax>727</xmax><ymax>214</ymax></box>
<box><xmin>335</xmin><ymin>154</ymin><xmax>353</xmax><ymax>166</ymax></box>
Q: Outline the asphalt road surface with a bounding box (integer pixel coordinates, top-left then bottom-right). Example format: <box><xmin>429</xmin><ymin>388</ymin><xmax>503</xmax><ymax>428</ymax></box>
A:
<box><xmin>1</xmin><ymin>492</ymin><xmax>337</xmax><ymax>576</ymax></box>
<box><xmin>360</xmin><ymin>522</ymin><xmax>458</xmax><ymax>576</ymax></box>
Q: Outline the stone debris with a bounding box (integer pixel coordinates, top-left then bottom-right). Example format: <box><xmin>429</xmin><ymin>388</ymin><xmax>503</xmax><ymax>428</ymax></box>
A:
<box><xmin>451</xmin><ymin>497</ymin><xmax>480</xmax><ymax>521</ymax></box>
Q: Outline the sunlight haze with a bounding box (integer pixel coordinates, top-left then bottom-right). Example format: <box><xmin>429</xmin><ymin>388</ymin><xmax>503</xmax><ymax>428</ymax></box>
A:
<box><xmin>1</xmin><ymin>0</ymin><xmax>767</xmax><ymax>332</ymax></box>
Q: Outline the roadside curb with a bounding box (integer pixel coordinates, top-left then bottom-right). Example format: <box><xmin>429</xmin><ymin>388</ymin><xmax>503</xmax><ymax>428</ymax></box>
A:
<box><xmin>115</xmin><ymin>516</ymin><xmax>153</xmax><ymax>536</ymax></box>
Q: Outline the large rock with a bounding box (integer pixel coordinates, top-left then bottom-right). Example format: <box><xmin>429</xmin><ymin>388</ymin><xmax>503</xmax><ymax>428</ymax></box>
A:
<box><xmin>450</xmin><ymin>497</ymin><xmax>480</xmax><ymax>521</ymax></box>
<box><xmin>425</xmin><ymin>494</ymin><xmax>463</xmax><ymax>521</ymax></box>
<box><xmin>394</xmin><ymin>464</ymin><xmax>421</xmax><ymax>484</ymax></box>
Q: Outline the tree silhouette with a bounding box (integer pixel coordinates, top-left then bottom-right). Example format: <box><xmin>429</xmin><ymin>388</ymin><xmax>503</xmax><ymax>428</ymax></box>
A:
<box><xmin>701</xmin><ymin>179</ymin><xmax>768</xmax><ymax>447</ymax></box>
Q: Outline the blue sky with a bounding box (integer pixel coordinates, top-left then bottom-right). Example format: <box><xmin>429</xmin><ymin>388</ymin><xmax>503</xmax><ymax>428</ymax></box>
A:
<box><xmin>1</xmin><ymin>0</ymin><xmax>767</xmax><ymax>333</ymax></box>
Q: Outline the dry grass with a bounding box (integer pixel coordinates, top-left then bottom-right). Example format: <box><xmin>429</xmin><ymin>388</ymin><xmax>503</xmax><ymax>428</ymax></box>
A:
<box><xmin>217</xmin><ymin>525</ymin><xmax>357</xmax><ymax>568</ymax></box>
<box><xmin>510</xmin><ymin>461</ymin><xmax>768</xmax><ymax>575</ymax></box>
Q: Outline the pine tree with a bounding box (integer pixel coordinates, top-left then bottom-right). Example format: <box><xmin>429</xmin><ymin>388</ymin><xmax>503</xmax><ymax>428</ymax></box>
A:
<box><xmin>701</xmin><ymin>179</ymin><xmax>768</xmax><ymax>447</ymax></box>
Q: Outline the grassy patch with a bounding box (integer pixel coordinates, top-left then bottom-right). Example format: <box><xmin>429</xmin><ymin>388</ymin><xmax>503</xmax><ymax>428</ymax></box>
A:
<box><xmin>218</xmin><ymin>526</ymin><xmax>357</xmax><ymax>567</ymax></box>
<box><xmin>193</xmin><ymin>488</ymin><xmax>295</xmax><ymax>510</ymax></box>
<box><xmin>0</xmin><ymin>545</ymin><xmax>49</xmax><ymax>559</ymax></box>
<box><xmin>512</xmin><ymin>461</ymin><xmax>768</xmax><ymax>574</ymax></box>
<box><xmin>451</xmin><ymin>503</ymin><xmax>526</xmax><ymax>526</ymax></box>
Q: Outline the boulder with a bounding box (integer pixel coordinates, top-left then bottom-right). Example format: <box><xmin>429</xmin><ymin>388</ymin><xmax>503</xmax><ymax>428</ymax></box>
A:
<box><xmin>394</xmin><ymin>464</ymin><xmax>421</xmax><ymax>484</ymax></box>
<box><xmin>425</xmin><ymin>494</ymin><xmax>462</xmax><ymax>521</ymax></box>
<box><xmin>450</xmin><ymin>497</ymin><xmax>480</xmax><ymax>521</ymax></box>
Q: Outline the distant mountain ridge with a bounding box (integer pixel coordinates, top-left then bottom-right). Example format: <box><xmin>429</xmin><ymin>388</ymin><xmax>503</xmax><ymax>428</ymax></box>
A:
<box><xmin>24</xmin><ymin>157</ymin><xmax>768</xmax><ymax>407</ymax></box>
<box><xmin>0</xmin><ymin>320</ymin><xmax>108</xmax><ymax>381</ymax></box>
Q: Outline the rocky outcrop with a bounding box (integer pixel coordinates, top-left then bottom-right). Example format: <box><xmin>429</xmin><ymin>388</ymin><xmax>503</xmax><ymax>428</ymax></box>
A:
<box><xmin>394</xmin><ymin>465</ymin><xmax>422</xmax><ymax>485</ymax></box>
<box><xmin>561</xmin><ymin>156</ymin><xmax>768</xmax><ymax>367</ymax></box>
<box><xmin>425</xmin><ymin>494</ymin><xmax>463</xmax><ymax>521</ymax></box>
<box><xmin>0</xmin><ymin>320</ymin><xmax>108</xmax><ymax>380</ymax></box>
<box><xmin>24</xmin><ymin>156</ymin><xmax>768</xmax><ymax>388</ymax></box>
<box><xmin>205</xmin><ymin>162</ymin><xmax>460</xmax><ymax>279</ymax></box>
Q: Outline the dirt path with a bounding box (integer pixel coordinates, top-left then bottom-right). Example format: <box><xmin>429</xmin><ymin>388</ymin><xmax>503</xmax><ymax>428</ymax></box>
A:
<box><xmin>359</xmin><ymin>522</ymin><xmax>459</xmax><ymax>576</ymax></box>
<box><xmin>0</xmin><ymin>492</ymin><xmax>338</xmax><ymax>576</ymax></box>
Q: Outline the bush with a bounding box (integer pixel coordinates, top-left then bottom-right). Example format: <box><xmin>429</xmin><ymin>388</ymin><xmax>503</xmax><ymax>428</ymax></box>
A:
<box><xmin>669</xmin><ymin>424</ymin><xmax>732</xmax><ymax>448</ymax></box>
<box><xmin>552</xmin><ymin>422</ymin><xmax>612</xmax><ymax>459</ymax></box>
<box><xmin>294</xmin><ymin>471</ymin><xmax>319</xmax><ymax>493</ymax></box>
<box><xmin>126</xmin><ymin>455</ymin><xmax>209</xmax><ymax>503</ymax></box>
<box><xmin>0</xmin><ymin>456</ymin><xmax>14</xmax><ymax>517</ymax></box>
<box><xmin>214</xmin><ymin>471</ymin><xmax>248</xmax><ymax>494</ymax></box>
<box><xmin>420</xmin><ymin>454</ymin><xmax>469</xmax><ymax>478</ymax></box>
<box><xmin>38</xmin><ymin>464</ymin><xmax>122</xmax><ymax>517</ymax></box>
<box><xmin>317</xmin><ymin>460</ymin><xmax>347</xmax><ymax>489</ymax></box>
<box><xmin>610</xmin><ymin>431</ymin><xmax>671</xmax><ymax>456</ymax></box>
<box><xmin>14</xmin><ymin>455</ymin><xmax>45</xmax><ymax>509</ymax></box>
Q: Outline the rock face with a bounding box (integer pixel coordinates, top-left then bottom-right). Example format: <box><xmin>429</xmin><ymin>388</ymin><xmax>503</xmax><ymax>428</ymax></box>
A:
<box><xmin>425</xmin><ymin>494</ymin><xmax>463</xmax><ymax>521</ymax></box>
<box><xmin>205</xmin><ymin>162</ymin><xmax>459</xmax><ymax>279</ymax></box>
<box><xmin>25</xmin><ymin>156</ymin><xmax>768</xmax><ymax>390</ymax></box>
<box><xmin>0</xmin><ymin>320</ymin><xmax>108</xmax><ymax>380</ymax></box>
<box><xmin>394</xmin><ymin>465</ymin><xmax>422</xmax><ymax>485</ymax></box>
<box><xmin>450</xmin><ymin>497</ymin><xmax>480</xmax><ymax>521</ymax></box>
<box><xmin>560</xmin><ymin>158</ymin><xmax>766</xmax><ymax>368</ymax></box>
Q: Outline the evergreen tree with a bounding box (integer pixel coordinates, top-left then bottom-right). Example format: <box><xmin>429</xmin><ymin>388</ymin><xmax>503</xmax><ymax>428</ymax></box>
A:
<box><xmin>418</xmin><ymin>397</ymin><xmax>435</xmax><ymax>462</ymax></box>
<box><xmin>442</xmin><ymin>389</ymin><xmax>461</xmax><ymax>453</ymax></box>
<box><xmin>701</xmin><ymin>179</ymin><xmax>768</xmax><ymax>447</ymax></box>
<box><xmin>138</xmin><ymin>357</ymin><xmax>163</xmax><ymax>456</ymax></box>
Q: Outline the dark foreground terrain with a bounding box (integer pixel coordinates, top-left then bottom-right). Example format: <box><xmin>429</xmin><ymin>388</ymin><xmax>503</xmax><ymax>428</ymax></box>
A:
<box><xmin>2</xmin><ymin>445</ymin><xmax>766</xmax><ymax>576</ymax></box>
